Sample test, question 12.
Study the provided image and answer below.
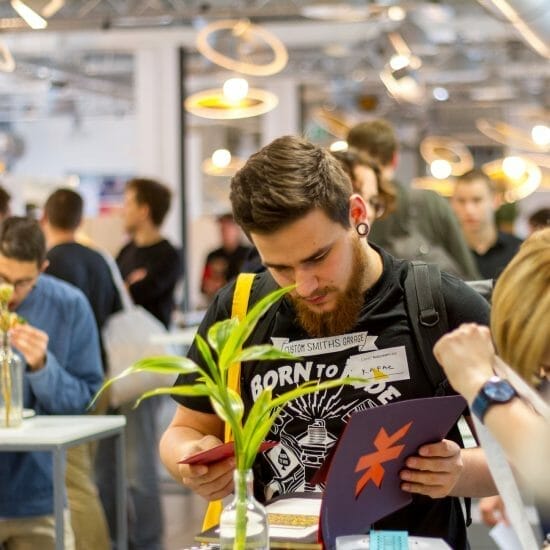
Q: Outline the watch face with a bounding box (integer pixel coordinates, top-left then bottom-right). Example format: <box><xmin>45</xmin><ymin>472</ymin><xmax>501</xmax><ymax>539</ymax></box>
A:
<box><xmin>485</xmin><ymin>380</ymin><xmax>516</xmax><ymax>401</ymax></box>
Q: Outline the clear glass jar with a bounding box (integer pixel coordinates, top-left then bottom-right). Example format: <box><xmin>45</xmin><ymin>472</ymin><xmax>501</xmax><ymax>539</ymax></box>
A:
<box><xmin>219</xmin><ymin>469</ymin><xmax>269</xmax><ymax>550</ymax></box>
<box><xmin>0</xmin><ymin>341</ymin><xmax>23</xmax><ymax>428</ymax></box>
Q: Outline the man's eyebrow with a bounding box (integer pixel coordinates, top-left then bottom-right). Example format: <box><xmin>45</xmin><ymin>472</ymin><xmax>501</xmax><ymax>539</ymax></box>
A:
<box><xmin>263</xmin><ymin>244</ymin><xmax>332</xmax><ymax>270</ymax></box>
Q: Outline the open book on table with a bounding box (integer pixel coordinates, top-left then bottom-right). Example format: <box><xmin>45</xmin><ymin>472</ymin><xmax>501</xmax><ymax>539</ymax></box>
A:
<box><xmin>195</xmin><ymin>493</ymin><xmax>322</xmax><ymax>549</ymax></box>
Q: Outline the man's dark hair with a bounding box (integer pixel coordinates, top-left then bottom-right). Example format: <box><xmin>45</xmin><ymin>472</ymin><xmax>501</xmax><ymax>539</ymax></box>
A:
<box><xmin>0</xmin><ymin>216</ymin><xmax>46</xmax><ymax>266</ymax></box>
<box><xmin>230</xmin><ymin>135</ymin><xmax>352</xmax><ymax>237</ymax></box>
<box><xmin>126</xmin><ymin>178</ymin><xmax>172</xmax><ymax>227</ymax></box>
<box><xmin>456</xmin><ymin>168</ymin><xmax>496</xmax><ymax>194</ymax></box>
<box><xmin>347</xmin><ymin>119</ymin><xmax>398</xmax><ymax>166</ymax></box>
<box><xmin>44</xmin><ymin>188</ymin><xmax>83</xmax><ymax>230</ymax></box>
<box><xmin>528</xmin><ymin>207</ymin><xmax>550</xmax><ymax>230</ymax></box>
<box><xmin>0</xmin><ymin>186</ymin><xmax>11</xmax><ymax>218</ymax></box>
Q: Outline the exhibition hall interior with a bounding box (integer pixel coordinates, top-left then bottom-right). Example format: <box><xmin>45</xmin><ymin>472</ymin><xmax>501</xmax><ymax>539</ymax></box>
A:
<box><xmin>0</xmin><ymin>1</ymin><xmax>548</xmax><ymax>549</ymax></box>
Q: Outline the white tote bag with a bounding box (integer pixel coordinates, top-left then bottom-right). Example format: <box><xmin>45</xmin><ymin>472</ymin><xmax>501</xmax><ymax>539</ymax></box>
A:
<box><xmin>102</xmin><ymin>256</ymin><xmax>178</xmax><ymax>408</ymax></box>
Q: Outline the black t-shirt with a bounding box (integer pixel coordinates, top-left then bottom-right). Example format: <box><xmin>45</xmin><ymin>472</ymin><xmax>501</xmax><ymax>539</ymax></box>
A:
<box><xmin>472</xmin><ymin>231</ymin><xmax>523</xmax><ymax>279</ymax></box>
<box><xmin>46</xmin><ymin>242</ymin><xmax>122</xmax><ymax>371</ymax></box>
<box><xmin>116</xmin><ymin>239</ymin><xmax>182</xmax><ymax>328</ymax></box>
<box><xmin>175</xmin><ymin>248</ymin><xmax>490</xmax><ymax>549</ymax></box>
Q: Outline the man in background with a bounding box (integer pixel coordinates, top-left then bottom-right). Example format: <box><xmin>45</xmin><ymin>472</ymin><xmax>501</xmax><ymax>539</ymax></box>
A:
<box><xmin>0</xmin><ymin>217</ymin><xmax>103</xmax><ymax>549</ymax></box>
<box><xmin>0</xmin><ymin>185</ymin><xmax>11</xmax><ymax>222</ymax></box>
<box><xmin>528</xmin><ymin>207</ymin><xmax>550</xmax><ymax>235</ymax></box>
<box><xmin>201</xmin><ymin>212</ymin><xmax>251</xmax><ymax>303</ymax></box>
<box><xmin>97</xmin><ymin>177</ymin><xmax>182</xmax><ymax>550</ymax></box>
<box><xmin>451</xmin><ymin>169</ymin><xmax>522</xmax><ymax>279</ymax></box>
<box><xmin>347</xmin><ymin>119</ymin><xmax>479</xmax><ymax>279</ymax></box>
<box><xmin>116</xmin><ymin>177</ymin><xmax>182</xmax><ymax>328</ymax></box>
<box><xmin>41</xmin><ymin>188</ymin><xmax>121</xmax><ymax>550</ymax></box>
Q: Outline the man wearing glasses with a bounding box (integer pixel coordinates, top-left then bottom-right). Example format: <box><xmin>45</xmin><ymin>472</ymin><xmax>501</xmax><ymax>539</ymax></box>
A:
<box><xmin>347</xmin><ymin>119</ymin><xmax>480</xmax><ymax>280</ymax></box>
<box><xmin>0</xmin><ymin>217</ymin><xmax>103</xmax><ymax>549</ymax></box>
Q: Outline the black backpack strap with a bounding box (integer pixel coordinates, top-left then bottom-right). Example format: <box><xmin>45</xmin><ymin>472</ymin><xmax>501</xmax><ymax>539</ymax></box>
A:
<box><xmin>405</xmin><ymin>261</ymin><xmax>473</xmax><ymax>526</ymax></box>
<box><xmin>404</xmin><ymin>261</ymin><xmax>450</xmax><ymax>396</ymax></box>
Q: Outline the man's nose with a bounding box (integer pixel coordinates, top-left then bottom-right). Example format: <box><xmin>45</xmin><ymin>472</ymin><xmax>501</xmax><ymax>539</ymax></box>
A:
<box><xmin>294</xmin><ymin>267</ymin><xmax>318</xmax><ymax>298</ymax></box>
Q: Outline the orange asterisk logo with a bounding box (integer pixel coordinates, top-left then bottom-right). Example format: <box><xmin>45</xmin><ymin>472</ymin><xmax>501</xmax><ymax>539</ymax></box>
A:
<box><xmin>354</xmin><ymin>421</ymin><xmax>412</xmax><ymax>498</ymax></box>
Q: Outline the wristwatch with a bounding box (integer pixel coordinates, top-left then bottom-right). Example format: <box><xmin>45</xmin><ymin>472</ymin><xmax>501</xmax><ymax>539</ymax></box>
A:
<box><xmin>471</xmin><ymin>376</ymin><xmax>518</xmax><ymax>423</ymax></box>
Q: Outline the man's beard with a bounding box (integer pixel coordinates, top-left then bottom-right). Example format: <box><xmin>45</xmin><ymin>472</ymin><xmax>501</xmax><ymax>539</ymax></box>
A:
<box><xmin>290</xmin><ymin>236</ymin><xmax>368</xmax><ymax>338</ymax></box>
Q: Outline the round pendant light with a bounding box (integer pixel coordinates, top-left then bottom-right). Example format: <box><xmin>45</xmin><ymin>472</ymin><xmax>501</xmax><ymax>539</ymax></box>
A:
<box><xmin>420</xmin><ymin>136</ymin><xmax>474</xmax><ymax>176</ymax></box>
<box><xmin>196</xmin><ymin>19</ymin><xmax>288</xmax><ymax>76</ymax></box>
<box><xmin>185</xmin><ymin>86</ymin><xmax>278</xmax><ymax>120</ymax></box>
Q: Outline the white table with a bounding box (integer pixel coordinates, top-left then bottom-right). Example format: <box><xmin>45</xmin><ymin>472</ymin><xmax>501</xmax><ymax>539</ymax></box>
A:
<box><xmin>0</xmin><ymin>415</ymin><xmax>127</xmax><ymax>550</ymax></box>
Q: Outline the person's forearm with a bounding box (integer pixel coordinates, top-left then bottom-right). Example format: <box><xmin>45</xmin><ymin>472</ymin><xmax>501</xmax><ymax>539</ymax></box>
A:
<box><xmin>451</xmin><ymin>447</ymin><xmax>498</xmax><ymax>497</ymax></box>
<box><xmin>159</xmin><ymin>425</ymin><xmax>208</xmax><ymax>482</ymax></box>
<box><xmin>483</xmin><ymin>399</ymin><xmax>550</xmax><ymax>492</ymax></box>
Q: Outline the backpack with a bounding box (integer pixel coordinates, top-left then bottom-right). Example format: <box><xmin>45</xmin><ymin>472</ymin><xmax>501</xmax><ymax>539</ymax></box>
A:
<box><xmin>404</xmin><ymin>261</ymin><xmax>493</xmax><ymax>397</ymax></box>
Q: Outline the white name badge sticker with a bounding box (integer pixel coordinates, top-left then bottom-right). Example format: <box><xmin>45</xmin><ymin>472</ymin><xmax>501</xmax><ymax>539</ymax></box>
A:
<box><xmin>342</xmin><ymin>346</ymin><xmax>410</xmax><ymax>387</ymax></box>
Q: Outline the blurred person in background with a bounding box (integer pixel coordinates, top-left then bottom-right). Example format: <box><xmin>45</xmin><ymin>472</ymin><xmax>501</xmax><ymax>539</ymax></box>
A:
<box><xmin>331</xmin><ymin>148</ymin><xmax>396</xmax><ymax>226</ymax></box>
<box><xmin>0</xmin><ymin>185</ymin><xmax>11</xmax><ymax>223</ymax></box>
<box><xmin>434</xmin><ymin>228</ymin><xmax>550</xmax><ymax>542</ymax></box>
<box><xmin>451</xmin><ymin>169</ymin><xmax>522</xmax><ymax>279</ymax></box>
<box><xmin>528</xmin><ymin>207</ymin><xmax>550</xmax><ymax>235</ymax></box>
<box><xmin>96</xmin><ymin>177</ymin><xmax>182</xmax><ymax>550</ymax></box>
<box><xmin>201</xmin><ymin>213</ymin><xmax>251</xmax><ymax>303</ymax></box>
<box><xmin>41</xmin><ymin>188</ymin><xmax>122</xmax><ymax>550</ymax></box>
<box><xmin>347</xmin><ymin>119</ymin><xmax>479</xmax><ymax>279</ymax></box>
<box><xmin>0</xmin><ymin>217</ymin><xmax>103</xmax><ymax>549</ymax></box>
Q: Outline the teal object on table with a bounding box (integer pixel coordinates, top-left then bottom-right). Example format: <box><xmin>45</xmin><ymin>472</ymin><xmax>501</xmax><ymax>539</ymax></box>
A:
<box><xmin>370</xmin><ymin>530</ymin><xmax>408</xmax><ymax>550</ymax></box>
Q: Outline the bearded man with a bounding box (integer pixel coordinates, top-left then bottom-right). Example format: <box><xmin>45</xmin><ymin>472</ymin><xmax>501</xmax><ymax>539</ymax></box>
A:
<box><xmin>160</xmin><ymin>136</ymin><xmax>496</xmax><ymax>549</ymax></box>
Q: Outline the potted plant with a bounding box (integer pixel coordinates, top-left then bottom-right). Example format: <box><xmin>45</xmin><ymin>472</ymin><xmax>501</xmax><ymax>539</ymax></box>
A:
<box><xmin>94</xmin><ymin>285</ymin><xmax>370</xmax><ymax>549</ymax></box>
<box><xmin>0</xmin><ymin>283</ymin><xmax>24</xmax><ymax>428</ymax></box>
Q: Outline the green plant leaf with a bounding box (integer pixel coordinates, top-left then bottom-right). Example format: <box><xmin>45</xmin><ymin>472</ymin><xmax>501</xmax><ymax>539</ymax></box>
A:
<box><xmin>218</xmin><ymin>285</ymin><xmax>293</xmax><ymax>372</ymax></box>
<box><xmin>243</xmin><ymin>408</ymin><xmax>281</xmax><ymax>468</ymax></box>
<box><xmin>211</xmin><ymin>387</ymin><xmax>244</xmax><ymax>424</ymax></box>
<box><xmin>241</xmin><ymin>386</ymin><xmax>272</xmax><ymax>443</ymax></box>
<box><xmin>194</xmin><ymin>333</ymin><xmax>220</xmax><ymax>383</ymax></box>
<box><xmin>133</xmin><ymin>383</ymin><xmax>211</xmax><ymax>408</ymax></box>
<box><xmin>207</xmin><ymin>317</ymin><xmax>239</xmax><ymax>355</ymax></box>
<box><xmin>88</xmin><ymin>355</ymin><xmax>201</xmax><ymax>409</ymax></box>
<box><xmin>233</xmin><ymin>345</ymin><xmax>298</xmax><ymax>364</ymax></box>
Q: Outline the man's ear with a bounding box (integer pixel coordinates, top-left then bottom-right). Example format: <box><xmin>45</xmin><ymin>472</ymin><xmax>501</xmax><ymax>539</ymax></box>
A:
<box><xmin>39</xmin><ymin>259</ymin><xmax>49</xmax><ymax>273</ymax></box>
<box><xmin>349</xmin><ymin>194</ymin><xmax>368</xmax><ymax>226</ymax></box>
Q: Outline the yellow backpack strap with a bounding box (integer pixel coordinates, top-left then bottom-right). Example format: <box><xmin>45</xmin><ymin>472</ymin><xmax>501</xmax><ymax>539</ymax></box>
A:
<box><xmin>202</xmin><ymin>272</ymin><xmax>255</xmax><ymax>532</ymax></box>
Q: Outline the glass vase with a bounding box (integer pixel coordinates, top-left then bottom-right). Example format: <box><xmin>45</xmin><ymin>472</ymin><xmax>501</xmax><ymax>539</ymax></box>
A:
<box><xmin>0</xmin><ymin>342</ymin><xmax>23</xmax><ymax>428</ymax></box>
<box><xmin>220</xmin><ymin>469</ymin><xmax>269</xmax><ymax>550</ymax></box>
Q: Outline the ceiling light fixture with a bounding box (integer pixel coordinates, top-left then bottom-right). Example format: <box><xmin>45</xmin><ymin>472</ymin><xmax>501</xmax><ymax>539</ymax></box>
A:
<box><xmin>430</xmin><ymin>159</ymin><xmax>453</xmax><ymax>179</ymax></box>
<box><xmin>380</xmin><ymin>60</ymin><xmax>425</xmax><ymax>105</ymax></box>
<box><xmin>0</xmin><ymin>42</ymin><xmax>15</xmax><ymax>73</ymax></box>
<box><xmin>10</xmin><ymin>0</ymin><xmax>47</xmax><ymax>29</ymax></box>
<box><xmin>476</xmin><ymin>118</ymin><xmax>550</xmax><ymax>153</ymax></box>
<box><xmin>202</xmin><ymin>149</ymin><xmax>245</xmax><ymax>177</ymax></box>
<box><xmin>41</xmin><ymin>0</ymin><xmax>65</xmax><ymax>18</ymax></box>
<box><xmin>222</xmin><ymin>77</ymin><xmax>249</xmax><ymax>103</ymax></box>
<box><xmin>380</xmin><ymin>31</ymin><xmax>424</xmax><ymax>105</ymax></box>
<box><xmin>483</xmin><ymin>155</ymin><xmax>542</xmax><ymax>202</ymax></box>
<box><xmin>185</xmin><ymin>87</ymin><xmax>278</xmax><ymax>120</ymax></box>
<box><xmin>531</xmin><ymin>124</ymin><xmax>550</xmax><ymax>147</ymax></box>
<box><xmin>420</xmin><ymin>136</ymin><xmax>474</xmax><ymax>176</ymax></box>
<box><xmin>196</xmin><ymin>19</ymin><xmax>288</xmax><ymax>76</ymax></box>
<box><xmin>329</xmin><ymin>140</ymin><xmax>348</xmax><ymax>152</ymax></box>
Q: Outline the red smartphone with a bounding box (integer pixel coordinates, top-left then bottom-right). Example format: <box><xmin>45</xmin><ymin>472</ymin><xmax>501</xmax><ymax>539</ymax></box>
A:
<box><xmin>178</xmin><ymin>440</ymin><xmax>278</xmax><ymax>465</ymax></box>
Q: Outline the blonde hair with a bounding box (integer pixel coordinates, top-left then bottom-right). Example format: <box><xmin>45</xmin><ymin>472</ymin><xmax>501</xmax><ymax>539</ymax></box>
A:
<box><xmin>491</xmin><ymin>227</ymin><xmax>550</xmax><ymax>384</ymax></box>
